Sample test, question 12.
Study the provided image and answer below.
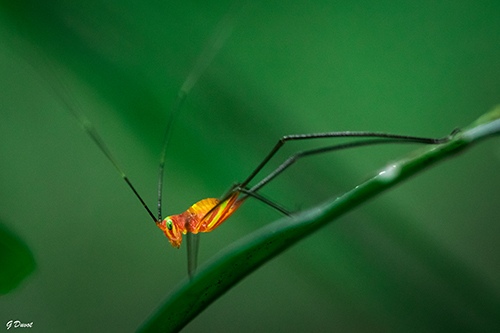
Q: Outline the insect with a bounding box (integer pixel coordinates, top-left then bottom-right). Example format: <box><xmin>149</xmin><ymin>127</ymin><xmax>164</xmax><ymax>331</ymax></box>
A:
<box><xmin>155</xmin><ymin>131</ymin><xmax>452</xmax><ymax>250</ymax></box>
<box><xmin>38</xmin><ymin>6</ymin><xmax>455</xmax><ymax>279</ymax></box>
<box><xmin>64</xmin><ymin>88</ymin><xmax>452</xmax><ymax>279</ymax></box>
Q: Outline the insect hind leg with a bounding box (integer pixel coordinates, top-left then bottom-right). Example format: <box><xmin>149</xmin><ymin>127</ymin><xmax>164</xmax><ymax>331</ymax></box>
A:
<box><xmin>233</xmin><ymin>185</ymin><xmax>291</xmax><ymax>216</ymax></box>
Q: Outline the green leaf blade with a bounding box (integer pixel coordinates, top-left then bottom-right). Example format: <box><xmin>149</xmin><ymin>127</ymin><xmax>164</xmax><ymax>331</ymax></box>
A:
<box><xmin>138</xmin><ymin>108</ymin><xmax>500</xmax><ymax>333</ymax></box>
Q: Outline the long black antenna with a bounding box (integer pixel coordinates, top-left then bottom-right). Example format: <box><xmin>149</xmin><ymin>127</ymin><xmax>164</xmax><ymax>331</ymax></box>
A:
<box><xmin>45</xmin><ymin>64</ymin><xmax>159</xmax><ymax>224</ymax></box>
<box><xmin>13</xmin><ymin>26</ymin><xmax>164</xmax><ymax>225</ymax></box>
<box><xmin>154</xmin><ymin>2</ymin><xmax>246</xmax><ymax>279</ymax></box>
<box><xmin>156</xmin><ymin>2</ymin><xmax>242</xmax><ymax>222</ymax></box>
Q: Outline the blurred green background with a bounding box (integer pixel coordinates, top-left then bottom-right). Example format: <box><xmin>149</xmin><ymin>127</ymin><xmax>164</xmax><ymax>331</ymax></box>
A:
<box><xmin>1</xmin><ymin>0</ymin><xmax>499</xmax><ymax>331</ymax></box>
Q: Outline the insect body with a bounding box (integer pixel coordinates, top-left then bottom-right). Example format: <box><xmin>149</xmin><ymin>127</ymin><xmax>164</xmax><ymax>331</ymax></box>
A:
<box><xmin>157</xmin><ymin>191</ymin><xmax>244</xmax><ymax>248</ymax></box>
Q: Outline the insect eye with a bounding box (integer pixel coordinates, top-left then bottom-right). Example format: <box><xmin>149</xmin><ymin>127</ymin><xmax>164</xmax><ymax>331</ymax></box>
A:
<box><xmin>166</xmin><ymin>218</ymin><xmax>173</xmax><ymax>230</ymax></box>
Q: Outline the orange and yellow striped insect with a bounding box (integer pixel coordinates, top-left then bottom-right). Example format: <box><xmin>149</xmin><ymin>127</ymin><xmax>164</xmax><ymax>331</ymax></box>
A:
<box><xmin>157</xmin><ymin>193</ymin><xmax>244</xmax><ymax>249</ymax></box>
